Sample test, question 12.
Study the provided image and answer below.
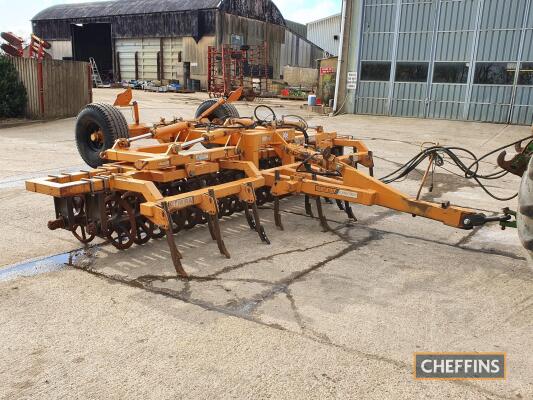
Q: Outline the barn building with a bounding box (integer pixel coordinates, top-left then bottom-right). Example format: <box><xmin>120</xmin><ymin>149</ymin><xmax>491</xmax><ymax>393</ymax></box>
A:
<box><xmin>307</xmin><ymin>14</ymin><xmax>342</xmax><ymax>57</ymax></box>
<box><xmin>32</xmin><ymin>0</ymin><xmax>324</xmax><ymax>89</ymax></box>
<box><xmin>335</xmin><ymin>0</ymin><xmax>533</xmax><ymax>125</ymax></box>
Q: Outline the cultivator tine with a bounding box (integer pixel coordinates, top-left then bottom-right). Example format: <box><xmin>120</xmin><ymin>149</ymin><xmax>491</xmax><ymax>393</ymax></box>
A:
<box><xmin>241</xmin><ymin>183</ymin><xmax>270</xmax><ymax>244</ymax></box>
<box><xmin>243</xmin><ymin>202</ymin><xmax>257</xmax><ymax>230</ymax></box>
<box><xmin>162</xmin><ymin>202</ymin><xmax>188</xmax><ymax>278</ymax></box>
<box><xmin>206</xmin><ymin>214</ymin><xmax>217</xmax><ymax>241</ymax></box>
<box><xmin>334</xmin><ymin>199</ymin><xmax>357</xmax><ymax>221</ymax></box>
<box><xmin>251</xmin><ymin>201</ymin><xmax>271</xmax><ymax>244</ymax></box>
<box><xmin>315</xmin><ymin>197</ymin><xmax>332</xmax><ymax>232</ymax></box>
<box><xmin>313</xmin><ymin>175</ymin><xmax>332</xmax><ymax>232</ymax></box>
<box><xmin>274</xmin><ymin>197</ymin><xmax>284</xmax><ymax>231</ymax></box>
<box><xmin>208</xmin><ymin>189</ymin><xmax>231</xmax><ymax>259</ymax></box>
<box><xmin>273</xmin><ymin>171</ymin><xmax>284</xmax><ymax>231</ymax></box>
<box><xmin>344</xmin><ymin>201</ymin><xmax>357</xmax><ymax>221</ymax></box>
<box><xmin>305</xmin><ymin>195</ymin><xmax>314</xmax><ymax>217</ymax></box>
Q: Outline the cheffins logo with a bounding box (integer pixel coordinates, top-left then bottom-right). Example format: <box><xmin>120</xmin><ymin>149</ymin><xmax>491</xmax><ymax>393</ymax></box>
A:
<box><xmin>414</xmin><ymin>353</ymin><xmax>506</xmax><ymax>380</ymax></box>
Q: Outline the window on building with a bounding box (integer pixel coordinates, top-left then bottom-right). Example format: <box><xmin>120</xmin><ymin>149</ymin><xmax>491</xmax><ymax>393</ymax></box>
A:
<box><xmin>518</xmin><ymin>63</ymin><xmax>533</xmax><ymax>85</ymax></box>
<box><xmin>474</xmin><ymin>63</ymin><xmax>516</xmax><ymax>85</ymax></box>
<box><xmin>433</xmin><ymin>63</ymin><xmax>469</xmax><ymax>84</ymax></box>
<box><xmin>360</xmin><ymin>62</ymin><xmax>392</xmax><ymax>81</ymax></box>
<box><xmin>395</xmin><ymin>62</ymin><xmax>429</xmax><ymax>82</ymax></box>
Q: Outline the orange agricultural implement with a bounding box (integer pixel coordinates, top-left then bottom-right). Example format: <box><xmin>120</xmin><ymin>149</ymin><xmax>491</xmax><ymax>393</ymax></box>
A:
<box><xmin>26</xmin><ymin>89</ymin><xmax>510</xmax><ymax>277</ymax></box>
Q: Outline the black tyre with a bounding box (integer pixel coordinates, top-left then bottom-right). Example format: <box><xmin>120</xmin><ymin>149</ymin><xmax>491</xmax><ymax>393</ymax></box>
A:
<box><xmin>75</xmin><ymin>103</ymin><xmax>129</xmax><ymax>168</ymax></box>
<box><xmin>518</xmin><ymin>157</ymin><xmax>533</xmax><ymax>266</ymax></box>
<box><xmin>195</xmin><ymin>99</ymin><xmax>240</xmax><ymax>122</ymax></box>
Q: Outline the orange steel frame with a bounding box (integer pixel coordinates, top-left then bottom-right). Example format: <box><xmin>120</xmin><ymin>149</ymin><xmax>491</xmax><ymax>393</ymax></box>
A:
<box><xmin>27</xmin><ymin>112</ymin><xmax>480</xmax><ymax>277</ymax></box>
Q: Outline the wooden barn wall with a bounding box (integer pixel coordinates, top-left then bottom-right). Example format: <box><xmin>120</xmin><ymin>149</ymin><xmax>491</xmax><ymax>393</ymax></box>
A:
<box><xmin>9</xmin><ymin>58</ymin><xmax>91</xmax><ymax>119</ymax></box>
<box><xmin>219</xmin><ymin>0</ymin><xmax>285</xmax><ymax>25</ymax></box>
<box><xmin>33</xmin><ymin>10</ymin><xmax>217</xmax><ymax>41</ymax></box>
<box><xmin>217</xmin><ymin>12</ymin><xmax>285</xmax><ymax>79</ymax></box>
<box><xmin>8</xmin><ymin>58</ymin><xmax>40</xmax><ymax>119</ymax></box>
<box><xmin>217</xmin><ymin>12</ymin><xmax>323</xmax><ymax>79</ymax></box>
<box><xmin>47</xmin><ymin>40</ymin><xmax>73</xmax><ymax>60</ymax></box>
<box><xmin>183</xmin><ymin>36</ymin><xmax>215</xmax><ymax>86</ymax></box>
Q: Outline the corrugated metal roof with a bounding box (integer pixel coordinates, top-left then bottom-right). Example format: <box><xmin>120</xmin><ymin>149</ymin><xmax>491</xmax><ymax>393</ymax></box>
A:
<box><xmin>33</xmin><ymin>0</ymin><xmax>220</xmax><ymax>21</ymax></box>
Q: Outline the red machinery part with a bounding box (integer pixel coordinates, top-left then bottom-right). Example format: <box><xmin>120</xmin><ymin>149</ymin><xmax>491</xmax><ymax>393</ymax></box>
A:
<box><xmin>1</xmin><ymin>32</ymin><xmax>23</xmax><ymax>48</ymax></box>
<box><xmin>1</xmin><ymin>43</ymin><xmax>22</xmax><ymax>57</ymax></box>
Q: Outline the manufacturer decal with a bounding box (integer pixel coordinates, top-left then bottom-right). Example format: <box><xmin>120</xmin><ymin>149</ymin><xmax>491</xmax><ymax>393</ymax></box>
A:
<box><xmin>168</xmin><ymin>196</ymin><xmax>194</xmax><ymax>210</ymax></box>
<box><xmin>337</xmin><ymin>189</ymin><xmax>358</xmax><ymax>199</ymax></box>
<box><xmin>195</xmin><ymin>153</ymin><xmax>209</xmax><ymax>161</ymax></box>
<box><xmin>315</xmin><ymin>185</ymin><xmax>358</xmax><ymax>199</ymax></box>
<box><xmin>315</xmin><ymin>185</ymin><xmax>337</xmax><ymax>195</ymax></box>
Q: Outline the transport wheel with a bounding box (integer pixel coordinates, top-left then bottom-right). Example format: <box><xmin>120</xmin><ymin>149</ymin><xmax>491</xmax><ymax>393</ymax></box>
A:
<box><xmin>517</xmin><ymin>157</ymin><xmax>533</xmax><ymax>265</ymax></box>
<box><xmin>75</xmin><ymin>103</ymin><xmax>130</xmax><ymax>168</ymax></box>
<box><xmin>194</xmin><ymin>99</ymin><xmax>240</xmax><ymax>122</ymax></box>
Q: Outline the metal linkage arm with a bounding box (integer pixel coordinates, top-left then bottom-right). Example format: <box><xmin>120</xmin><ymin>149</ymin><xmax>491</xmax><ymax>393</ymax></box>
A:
<box><xmin>264</xmin><ymin>163</ymin><xmax>483</xmax><ymax>230</ymax></box>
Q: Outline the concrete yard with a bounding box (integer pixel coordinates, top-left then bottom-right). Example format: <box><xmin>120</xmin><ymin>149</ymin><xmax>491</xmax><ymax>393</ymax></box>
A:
<box><xmin>0</xmin><ymin>89</ymin><xmax>531</xmax><ymax>399</ymax></box>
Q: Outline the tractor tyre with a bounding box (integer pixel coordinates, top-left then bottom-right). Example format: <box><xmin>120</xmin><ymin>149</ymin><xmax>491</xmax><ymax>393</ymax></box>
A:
<box><xmin>195</xmin><ymin>99</ymin><xmax>240</xmax><ymax>122</ymax></box>
<box><xmin>518</xmin><ymin>156</ymin><xmax>533</xmax><ymax>265</ymax></box>
<box><xmin>75</xmin><ymin>103</ymin><xmax>130</xmax><ymax>168</ymax></box>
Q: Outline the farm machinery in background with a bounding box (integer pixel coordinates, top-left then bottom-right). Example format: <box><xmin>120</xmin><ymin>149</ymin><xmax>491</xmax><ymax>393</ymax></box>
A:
<box><xmin>25</xmin><ymin>88</ymin><xmax>533</xmax><ymax>277</ymax></box>
<box><xmin>208</xmin><ymin>43</ymin><xmax>270</xmax><ymax>100</ymax></box>
<box><xmin>1</xmin><ymin>32</ymin><xmax>51</xmax><ymax>60</ymax></box>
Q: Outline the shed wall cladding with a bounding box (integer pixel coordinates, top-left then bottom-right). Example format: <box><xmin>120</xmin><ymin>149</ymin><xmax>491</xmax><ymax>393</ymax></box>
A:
<box><xmin>116</xmin><ymin>36</ymin><xmax>214</xmax><ymax>86</ymax></box>
<box><xmin>306</xmin><ymin>14</ymin><xmax>342</xmax><ymax>56</ymax></box>
<box><xmin>355</xmin><ymin>0</ymin><xmax>533</xmax><ymax>125</ymax></box>
<box><xmin>280</xmin><ymin>30</ymin><xmax>323</xmax><ymax>72</ymax></box>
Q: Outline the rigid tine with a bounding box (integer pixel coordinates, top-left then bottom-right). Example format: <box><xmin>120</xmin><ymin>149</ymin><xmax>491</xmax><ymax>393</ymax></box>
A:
<box><xmin>206</xmin><ymin>214</ymin><xmax>217</xmax><ymax>240</ymax></box>
<box><xmin>344</xmin><ymin>201</ymin><xmax>357</xmax><ymax>221</ymax></box>
<box><xmin>251</xmin><ymin>200</ymin><xmax>271</xmax><ymax>244</ymax></box>
<box><xmin>200</xmin><ymin>179</ymin><xmax>215</xmax><ymax>239</ymax></box>
<box><xmin>208</xmin><ymin>189</ymin><xmax>231</xmax><ymax>259</ymax></box>
<box><xmin>304</xmin><ymin>195</ymin><xmax>314</xmax><ymax>217</ymax></box>
<box><xmin>244</xmin><ymin>183</ymin><xmax>270</xmax><ymax>244</ymax></box>
<box><xmin>242</xmin><ymin>202</ymin><xmax>257</xmax><ymax>230</ymax></box>
<box><xmin>273</xmin><ymin>171</ymin><xmax>284</xmax><ymax>230</ymax></box>
<box><xmin>162</xmin><ymin>202</ymin><xmax>188</xmax><ymax>278</ymax></box>
<box><xmin>336</xmin><ymin>200</ymin><xmax>345</xmax><ymax>211</ymax></box>
<box><xmin>274</xmin><ymin>197</ymin><xmax>284</xmax><ymax>230</ymax></box>
<box><xmin>312</xmin><ymin>175</ymin><xmax>332</xmax><ymax>232</ymax></box>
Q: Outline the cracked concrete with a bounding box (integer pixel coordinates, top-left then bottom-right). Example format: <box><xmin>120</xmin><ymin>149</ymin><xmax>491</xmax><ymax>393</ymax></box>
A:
<box><xmin>0</xmin><ymin>89</ymin><xmax>532</xmax><ymax>399</ymax></box>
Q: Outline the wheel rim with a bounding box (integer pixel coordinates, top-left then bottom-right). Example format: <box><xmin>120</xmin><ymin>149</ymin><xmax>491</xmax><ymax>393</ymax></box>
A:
<box><xmin>84</xmin><ymin>122</ymin><xmax>105</xmax><ymax>152</ymax></box>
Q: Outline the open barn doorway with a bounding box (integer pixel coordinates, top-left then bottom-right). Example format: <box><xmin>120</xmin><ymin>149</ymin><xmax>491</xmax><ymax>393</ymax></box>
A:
<box><xmin>71</xmin><ymin>23</ymin><xmax>113</xmax><ymax>83</ymax></box>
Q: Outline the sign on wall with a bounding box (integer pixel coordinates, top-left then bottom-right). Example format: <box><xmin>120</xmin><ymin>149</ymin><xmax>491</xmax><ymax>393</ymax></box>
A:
<box><xmin>347</xmin><ymin>71</ymin><xmax>357</xmax><ymax>90</ymax></box>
